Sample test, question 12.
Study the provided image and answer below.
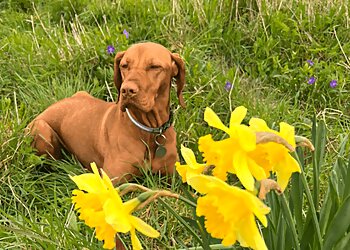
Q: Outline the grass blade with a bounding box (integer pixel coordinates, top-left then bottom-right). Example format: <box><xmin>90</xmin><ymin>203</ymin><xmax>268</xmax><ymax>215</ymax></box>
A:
<box><xmin>158</xmin><ymin>198</ymin><xmax>209</xmax><ymax>249</ymax></box>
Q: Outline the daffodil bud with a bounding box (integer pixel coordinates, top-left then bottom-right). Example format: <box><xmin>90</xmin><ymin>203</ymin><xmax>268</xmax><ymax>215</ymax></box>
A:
<box><xmin>136</xmin><ymin>191</ymin><xmax>157</xmax><ymax>203</ymax></box>
<box><xmin>117</xmin><ymin>183</ymin><xmax>132</xmax><ymax>192</ymax></box>
<box><xmin>295</xmin><ymin>135</ymin><xmax>315</xmax><ymax>151</ymax></box>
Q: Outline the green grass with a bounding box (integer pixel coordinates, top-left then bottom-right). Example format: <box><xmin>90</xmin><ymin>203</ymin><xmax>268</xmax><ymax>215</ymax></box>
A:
<box><xmin>1</xmin><ymin>0</ymin><xmax>350</xmax><ymax>249</ymax></box>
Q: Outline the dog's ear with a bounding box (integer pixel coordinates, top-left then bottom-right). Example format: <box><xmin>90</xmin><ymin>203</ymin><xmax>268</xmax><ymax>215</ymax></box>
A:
<box><xmin>171</xmin><ymin>53</ymin><xmax>186</xmax><ymax>108</ymax></box>
<box><xmin>114</xmin><ymin>51</ymin><xmax>125</xmax><ymax>101</ymax></box>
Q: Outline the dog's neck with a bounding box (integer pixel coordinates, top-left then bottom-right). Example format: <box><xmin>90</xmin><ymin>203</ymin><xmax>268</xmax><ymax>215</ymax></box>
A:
<box><xmin>125</xmin><ymin>102</ymin><xmax>170</xmax><ymax>130</ymax></box>
<box><xmin>122</xmin><ymin>87</ymin><xmax>171</xmax><ymax>131</ymax></box>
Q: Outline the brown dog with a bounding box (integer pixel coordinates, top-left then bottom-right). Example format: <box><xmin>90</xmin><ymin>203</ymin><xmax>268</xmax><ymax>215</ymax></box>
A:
<box><xmin>28</xmin><ymin>42</ymin><xmax>185</xmax><ymax>182</ymax></box>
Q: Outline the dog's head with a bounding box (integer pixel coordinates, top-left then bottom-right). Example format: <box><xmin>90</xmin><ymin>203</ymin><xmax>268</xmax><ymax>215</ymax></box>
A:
<box><xmin>114</xmin><ymin>42</ymin><xmax>185</xmax><ymax>112</ymax></box>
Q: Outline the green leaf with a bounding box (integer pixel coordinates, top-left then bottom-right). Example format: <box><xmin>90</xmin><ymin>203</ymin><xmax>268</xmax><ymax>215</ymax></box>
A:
<box><xmin>344</xmin><ymin>156</ymin><xmax>350</xmax><ymax>200</ymax></box>
<box><xmin>323</xmin><ymin>195</ymin><xmax>350</xmax><ymax>250</ymax></box>
<box><xmin>311</xmin><ymin>119</ymin><xmax>326</xmax><ymax>214</ymax></box>
<box><xmin>276</xmin><ymin>211</ymin><xmax>286</xmax><ymax>250</ymax></box>
<box><xmin>320</xmin><ymin>192</ymin><xmax>335</xmax><ymax>236</ymax></box>
<box><xmin>333</xmin><ymin>233</ymin><xmax>350</xmax><ymax>250</ymax></box>
<box><xmin>300</xmin><ymin>217</ymin><xmax>315</xmax><ymax>250</ymax></box>
<box><xmin>290</xmin><ymin>154</ymin><xmax>304</xmax><ymax>238</ymax></box>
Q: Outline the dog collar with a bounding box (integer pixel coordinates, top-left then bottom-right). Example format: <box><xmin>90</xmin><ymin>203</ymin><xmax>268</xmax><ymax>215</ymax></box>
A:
<box><xmin>125</xmin><ymin>108</ymin><xmax>173</xmax><ymax>134</ymax></box>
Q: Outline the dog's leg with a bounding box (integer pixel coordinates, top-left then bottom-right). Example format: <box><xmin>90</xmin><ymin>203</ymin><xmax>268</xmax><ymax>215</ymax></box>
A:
<box><xmin>28</xmin><ymin>119</ymin><xmax>64</xmax><ymax>160</ymax></box>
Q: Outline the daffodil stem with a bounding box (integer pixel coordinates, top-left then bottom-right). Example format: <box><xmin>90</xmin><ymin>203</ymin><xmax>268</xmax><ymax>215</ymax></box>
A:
<box><xmin>118</xmin><ymin>183</ymin><xmax>151</xmax><ymax>196</ymax></box>
<box><xmin>300</xmin><ymin>171</ymin><xmax>322</xmax><ymax>247</ymax></box>
<box><xmin>293</xmin><ymin>152</ymin><xmax>322</xmax><ymax>248</ymax></box>
<box><xmin>118</xmin><ymin>184</ymin><xmax>197</xmax><ymax>211</ymax></box>
<box><xmin>178</xmin><ymin>244</ymin><xmax>234</xmax><ymax>250</ymax></box>
<box><xmin>137</xmin><ymin>190</ymin><xmax>180</xmax><ymax>210</ymax></box>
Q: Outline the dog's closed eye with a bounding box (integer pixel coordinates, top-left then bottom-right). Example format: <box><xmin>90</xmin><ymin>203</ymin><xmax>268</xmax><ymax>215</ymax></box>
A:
<box><xmin>120</xmin><ymin>63</ymin><xmax>128</xmax><ymax>69</ymax></box>
<box><xmin>148</xmin><ymin>65</ymin><xmax>162</xmax><ymax>70</ymax></box>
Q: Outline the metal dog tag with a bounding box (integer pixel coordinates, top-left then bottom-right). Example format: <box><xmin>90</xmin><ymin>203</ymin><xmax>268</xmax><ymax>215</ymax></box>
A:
<box><xmin>155</xmin><ymin>134</ymin><xmax>167</xmax><ymax>158</ymax></box>
<box><xmin>155</xmin><ymin>145</ymin><xmax>167</xmax><ymax>158</ymax></box>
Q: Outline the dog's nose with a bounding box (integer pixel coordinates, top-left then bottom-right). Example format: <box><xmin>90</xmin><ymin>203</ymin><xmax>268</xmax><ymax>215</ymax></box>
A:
<box><xmin>121</xmin><ymin>84</ymin><xmax>138</xmax><ymax>97</ymax></box>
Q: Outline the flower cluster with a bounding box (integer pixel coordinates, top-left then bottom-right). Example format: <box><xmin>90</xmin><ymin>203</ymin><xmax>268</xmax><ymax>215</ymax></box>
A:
<box><xmin>106</xmin><ymin>29</ymin><xmax>129</xmax><ymax>56</ymax></box>
<box><xmin>176</xmin><ymin>106</ymin><xmax>308</xmax><ymax>250</ymax></box>
<box><xmin>70</xmin><ymin>106</ymin><xmax>311</xmax><ymax>250</ymax></box>
<box><xmin>70</xmin><ymin>163</ymin><xmax>159</xmax><ymax>249</ymax></box>
<box><xmin>306</xmin><ymin>59</ymin><xmax>337</xmax><ymax>88</ymax></box>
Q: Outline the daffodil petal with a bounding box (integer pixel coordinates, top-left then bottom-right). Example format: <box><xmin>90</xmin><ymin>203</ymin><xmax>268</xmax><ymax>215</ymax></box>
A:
<box><xmin>71</xmin><ymin>190</ymin><xmax>103</xmax><ymax>211</ymax></box>
<box><xmin>275</xmin><ymin>155</ymin><xmax>301</xmax><ymax>191</ymax></box>
<box><xmin>90</xmin><ymin>162</ymin><xmax>99</xmax><ymax>174</ymax></box>
<box><xmin>187</xmin><ymin>174</ymin><xmax>211</xmax><ymax>194</ymax></box>
<box><xmin>103</xmin><ymin>199</ymin><xmax>131</xmax><ymax>233</ymax></box>
<box><xmin>188</xmin><ymin>174</ymin><xmax>227</xmax><ymax>194</ymax></box>
<box><xmin>237</xmin><ymin>215</ymin><xmax>268</xmax><ymax>250</ymax></box>
<box><xmin>130</xmin><ymin>228</ymin><xmax>143</xmax><ymax>250</ymax></box>
<box><xmin>100</xmin><ymin>169</ymin><xmax>115</xmax><ymax>190</ymax></box>
<box><xmin>249</xmin><ymin>117</ymin><xmax>270</xmax><ymax>132</ymax></box>
<box><xmin>279</xmin><ymin>122</ymin><xmax>296</xmax><ymax>147</ymax></box>
<box><xmin>230</xmin><ymin>106</ymin><xmax>247</xmax><ymax>126</ymax></box>
<box><xmin>69</xmin><ymin>162</ymin><xmax>110</xmax><ymax>193</ymax></box>
<box><xmin>236</xmin><ymin>125</ymin><xmax>256</xmax><ymax>152</ymax></box>
<box><xmin>248</xmin><ymin>195</ymin><xmax>270</xmax><ymax>227</ymax></box>
<box><xmin>247</xmin><ymin>158</ymin><xmax>267</xmax><ymax>181</ymax></box>
<box><xmin>180</xmin><ymin>145</ymin><xmax>198</xmax><ymax>166</ymax></box>
<box><xmin>204</xmin><ymin>107</ymin><xmax>230</xmax><ymax>134</ymax></box>
<box><xmin>233</xmin><ymin>151</ymin><xmax>255</xmax><ymax>191</ymax></box>
<box><xmin>130</xmin><ymin>216</ymin><xmax>160</xmax><ymax>238</ymax></box>
<box><xmin>175</xmin><ymin>162</ymin><xmax>188</xmax><ymax>183</ymax></box>
<box><xmin>70</xmin><ymin>173</ymin><xmax>106</xmax><ymax>193</ymax></box>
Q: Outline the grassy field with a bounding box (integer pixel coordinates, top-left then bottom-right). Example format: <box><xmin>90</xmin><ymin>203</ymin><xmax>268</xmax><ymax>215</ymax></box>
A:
<box><xmin>1</xmin><ymin>0</ymin><xmax>350</xmax><ymax>249</ymax></box>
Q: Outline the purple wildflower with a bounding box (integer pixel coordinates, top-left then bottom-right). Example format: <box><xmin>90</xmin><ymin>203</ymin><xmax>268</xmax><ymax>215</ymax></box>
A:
<box><xmin>307</xmin><ymin>60</ymin><xmax>314</xmax><ymax>66</ymax></box>
<box><xmin>107</xmin><ymin>45</ymin><xmax>115</xmax><ymax>55</ymax></box>
<box><xmin>224</xmin><ymin>81</ymin><xmax>233</xmax><ymax>91</ymax></box>
<box><xmin>308</xmin><ymin>76</ymin><xmax>316</xmax><ymax>85</ymax></box>
<box><xmin>329</xmin><ymin>80</ymin><xmax>337</xmax><ymax>88</ymax></box>
<box><xmin>123</xmin><ymin>29</ymin><xmax>129</xmax><ymax>39</ymax></box>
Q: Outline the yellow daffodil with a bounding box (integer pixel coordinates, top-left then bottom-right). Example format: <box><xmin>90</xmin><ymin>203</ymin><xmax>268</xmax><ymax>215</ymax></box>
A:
<box><xmin>249</xmin><ymin>118</ymin><xmax>301</xmax><ymax>191</ymax></box>
<box><xmin>198</xmin><ymin>107</ymin><xmax>266</xmax><ymax>191</ymax></box>
<box><xmin>175</xmin><ymin>145</ymin><xmax>206</xmax><ymax>183</ymax></box>
<box><xmin>70</xmin><ymin>163</ymin><xmax>160</xmax><ymax>249</ymax></box>
<box><xmin>70</xmin><ymin>163</ymin><xmax>118</xmax><ymax>249</ymax></box>
<box><xmin>188</xmin><ymin>175</ymin><xmax>270</xmax><ymax>250</ymax></box>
